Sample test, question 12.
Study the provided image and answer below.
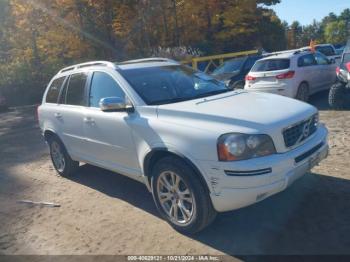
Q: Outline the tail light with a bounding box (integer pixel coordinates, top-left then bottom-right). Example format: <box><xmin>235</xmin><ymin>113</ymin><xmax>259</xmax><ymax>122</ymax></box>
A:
<box><xmin>245</xmin><ymin>75</ymin><xmax>256</xmax><ymax>81</ymax></box>
<box><xmin>346</xmin><ymin>62</ymin><xmax>350</xmax><ymax>72</ymax></box>
<box><xmin>276</xmin><ymin>71</ymin><xmax>295</xmax><ymax>80</ymax></box>
<box><xmin>336</xmin><ymin>66</ymin><xmax>340</xmax><ymax>75</ymax></box>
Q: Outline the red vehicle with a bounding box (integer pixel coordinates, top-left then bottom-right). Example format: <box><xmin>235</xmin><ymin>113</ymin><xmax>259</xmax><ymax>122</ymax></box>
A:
<box><xmin>329</xmin><ymin>49</ymin><xmax>350</xmax><ymax>109</ymax></box>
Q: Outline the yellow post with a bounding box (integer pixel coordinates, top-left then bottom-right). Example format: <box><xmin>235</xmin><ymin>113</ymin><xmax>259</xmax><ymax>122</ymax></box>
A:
<box><xmin>182</xmin><ymin>50</ymin><xmax>259</xmax><ymax>72</ymax></box>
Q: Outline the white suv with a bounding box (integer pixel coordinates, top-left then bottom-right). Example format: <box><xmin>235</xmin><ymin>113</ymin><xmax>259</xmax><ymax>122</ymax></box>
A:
<box><xmin>38</xmin><ymin>58</ymin><xmax>329</xmax><ymax>233</ymax></box>
<box><xmin>244</xmin><ymin>50</ymin><xmax>337</xmax><ymax>101</ymax></box>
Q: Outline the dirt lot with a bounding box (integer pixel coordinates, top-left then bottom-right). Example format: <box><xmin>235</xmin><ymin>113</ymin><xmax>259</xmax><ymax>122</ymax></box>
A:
<box><xmin>1</xmin><ymin>91</ymin><xmax>350</xmax><ymax>257</ymax></box>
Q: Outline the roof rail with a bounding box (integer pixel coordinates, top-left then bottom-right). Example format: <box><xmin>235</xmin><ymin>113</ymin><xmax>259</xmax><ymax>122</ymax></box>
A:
<box><xmin>58</xmin><ymin>61</ymin><xmax>117</xmax><ymax>74</ymax></box>
<box><xmin>263</xmin><ymin>48</ymin><xmax>311</xmax><ymax>57</ymax></box>
<box><xmin>118</xmin><ymin>57</ymin><xmax>179</xmax><ymax>65</ymax></box>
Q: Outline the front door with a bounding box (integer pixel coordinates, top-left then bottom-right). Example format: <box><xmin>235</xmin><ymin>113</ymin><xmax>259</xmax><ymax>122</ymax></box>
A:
<box><xmin>83</xmin><ymin>71</ymin><xmax>140</xmax><ymax>177</ymax></box>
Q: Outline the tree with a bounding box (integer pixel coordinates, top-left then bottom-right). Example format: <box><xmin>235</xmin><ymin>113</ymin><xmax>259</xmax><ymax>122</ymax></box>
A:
<box><xmin>325</xmin><ymin>20</ymin><xmax>348</xmax><ymax>44</ymax></box>
<box><xmin>1</xmin><ymin>0</ymin><xmax>286</xmax><ymax>106</ymax></box>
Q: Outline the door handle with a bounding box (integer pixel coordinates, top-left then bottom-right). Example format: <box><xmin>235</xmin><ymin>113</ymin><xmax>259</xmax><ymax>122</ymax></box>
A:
<box><xmin>84</xmin><ymin>117</ymin><xmax>95</xmax><ymax>125</ymax></box>
<box><xmin>54</xmin><ymin>113</ymin><xmax>62</xmax><ymax>119</ymax></box>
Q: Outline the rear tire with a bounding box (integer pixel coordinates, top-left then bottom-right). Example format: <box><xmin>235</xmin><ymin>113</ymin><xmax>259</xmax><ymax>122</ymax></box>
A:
<box><xmin>48</xmin><ymin>136</ymin><xmax>79</xmax><ymax>177</ymax></box>
<box><xmin>151</xmin><ymin>156</ymin><xmax>217</xmax><ymax>234</ymax></box>
<box><xmin>329</xmin><ymin>82</ymin><xmax>348</xmax><ymax>110</ymax></box>
<box><xmin>296</xmin><ymin>83</ymin><xmax>309</xmax><ymax>102</ymax></box>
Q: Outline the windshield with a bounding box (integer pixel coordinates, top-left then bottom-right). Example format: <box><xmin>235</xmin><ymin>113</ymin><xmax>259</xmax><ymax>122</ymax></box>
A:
<box><xmin>120</xmin><ymin>65</ymin><xmax>230</xmax><ymax>105</ymax></box>
<box><xmin>212</xmin><ymin>58</ymin><xmax>245</xmax><ymax>75</ymax></box>
<box><xmin>251</xmin><ymin>59</ymin><xmax>290</xmax><ymax>72</ymax></box>
<box><xmin>316</xmin><ymin>46</ymin><xmax>335</xmax><ymax>56</ymax></box>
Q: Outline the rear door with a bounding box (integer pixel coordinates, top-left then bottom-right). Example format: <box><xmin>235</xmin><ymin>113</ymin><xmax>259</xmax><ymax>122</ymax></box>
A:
<box><xmin>57</xmin><ymin>71</ymin><xmax>89</xmax><ymax>160</ymax></box>
<box><xmin>314</xmin><ymin>52</ymin><xmax>336</xmax><ymax>90</ymax></box>
<box><xmin>41</xmin><ymin>76</ymin><xmax>67</xmax><ymax>135</ymax></box>
<box><xmin>297</xmin><ymin>54</ymin><xmax>318</xmax><ymax>92</ymax></box>
<box><xmin>83</xmin><ymin>71</ymin><xmax>140</xmax><ymax>177</ymax></box>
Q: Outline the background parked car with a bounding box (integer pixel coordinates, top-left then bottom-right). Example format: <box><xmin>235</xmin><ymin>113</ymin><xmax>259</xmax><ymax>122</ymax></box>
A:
<box><xmin>329</xmin><ymin>50</ymin><xmax>350</xmax><ymax>109</ymax></box>
<box><xmin>211</xmin><ymin>55</ymin><xmax>262</xmax><ymax>89</ymax></box>
<box><xmin>303</xmin><ymin>44</ymin><xmax>341</xmax><ymax>63</ymax></box>
<box><xmin>0</xmin><ymin>95</ymin><xmax>8</xmax><ymax>112</ymax></box>
<box><xmin>244</xmin><ymin>50</ymin><xmax>337</xmax><ymax>101</ymax></box>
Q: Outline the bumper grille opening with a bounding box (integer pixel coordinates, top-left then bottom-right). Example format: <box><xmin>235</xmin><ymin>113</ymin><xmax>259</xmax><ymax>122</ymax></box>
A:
<box><xmin>295</xmin><ymin>142</ymin><xmax>324</xmax><ymax>164</ymax></box>
<box><xmin>283</xmin><ymin>114</ymin><xmax>318</xmax><ymax>148</ymax></box>
<box><xmin>225</xmin><ymin>168</ymin><xmax>272</xmax><ymax>177</ymax></box>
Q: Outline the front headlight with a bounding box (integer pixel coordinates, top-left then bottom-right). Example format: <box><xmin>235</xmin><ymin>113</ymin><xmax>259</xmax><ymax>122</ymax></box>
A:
<box><xmin>217</xmin><ymin>133</ymin><xmax>276</xmax><ymax>161</ymax></box>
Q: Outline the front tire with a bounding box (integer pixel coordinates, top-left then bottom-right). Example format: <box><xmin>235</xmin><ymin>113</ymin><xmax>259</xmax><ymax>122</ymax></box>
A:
<box><xmin>151</xmin><ymin>157</ymin><xmax>217</xmax><ymax>234</ymax></box>
<box><xmin>48</xmin><ymin>136</ymin><xmax>79</xmax><ymax>177</ymax></box>
<box><xmin>329</xmin><ymin>82</ymin><xmax>348</xmax><ymax>110</ymax></box>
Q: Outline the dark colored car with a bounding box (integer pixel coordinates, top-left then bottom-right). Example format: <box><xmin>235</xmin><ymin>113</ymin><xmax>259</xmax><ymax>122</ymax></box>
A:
<box><xmin>0</xmin><ymin>95</ymin><xmax>8</xmax><ymax>112</ymax></box>
<box><xmin>211</xmin><ymin>55</ymin><xmax>263</xmax><ymax>89</ymax></box>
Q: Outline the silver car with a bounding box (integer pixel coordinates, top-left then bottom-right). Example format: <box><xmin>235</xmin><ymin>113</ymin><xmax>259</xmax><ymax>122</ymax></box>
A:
<box><xmin>245</xmin><ymin>50</ymin><xmax>337</xmax><ymax>101</ymax></box>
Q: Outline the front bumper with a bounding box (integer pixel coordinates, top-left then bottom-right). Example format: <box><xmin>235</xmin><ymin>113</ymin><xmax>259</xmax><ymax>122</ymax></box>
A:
<box><xmin>199</xmin><ymin>125</ymin><xmax>328</xmax><ymax>212</ymax></box>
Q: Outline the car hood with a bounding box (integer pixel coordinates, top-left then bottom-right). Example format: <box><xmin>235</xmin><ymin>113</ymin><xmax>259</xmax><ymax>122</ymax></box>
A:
<box><xmin>156</xmin><ymin>90</ymin><xmax>317</xmax><ymax>136</ymax></box>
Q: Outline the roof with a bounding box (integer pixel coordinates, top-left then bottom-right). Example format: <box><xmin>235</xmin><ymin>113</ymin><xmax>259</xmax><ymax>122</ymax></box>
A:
<box><xmin>260</xmin><ymin>49</ymin><xmax>313</xmax><ymax>61</ymax></box>
<box><xmin>117</xmin><ymin>57</ymin><xmax>180</xmax><ymax>70</ymax></box>
<box><xmin>56</xmin><ymin>58</ymin><xmax>181</xmax><ymax>75</ymax></box>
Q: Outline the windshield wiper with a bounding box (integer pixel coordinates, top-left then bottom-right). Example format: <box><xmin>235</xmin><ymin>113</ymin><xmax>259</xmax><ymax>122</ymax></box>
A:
<box><xmin>192</xmin><ymin>89</ymin><xmax>231</xmax><ymax>99</ymax></box>
<box><xmin>148</xmin><ymin>97</ymin><xmax>190</xmax><ymax>105</ymax></box>
<box><xmin>148</xmin><ymin>89</ymin><xmax>231</xmax><ymax>106</ymax></box>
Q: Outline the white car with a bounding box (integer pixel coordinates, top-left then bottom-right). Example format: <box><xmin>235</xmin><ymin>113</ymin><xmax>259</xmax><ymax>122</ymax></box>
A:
<box><xmin>38</xmin><ymin>58</ymin><xmax>329</xmax><ymax>233</ymax></box>
<box><xmin>311</xmin><ymin>44</ymin><xmax>341</xmax><ymax>63</ymax></box>
<box><xmin>244</xmin><ymin>50</ymin><xmax>337</xmax><ymax>101</ymax></box>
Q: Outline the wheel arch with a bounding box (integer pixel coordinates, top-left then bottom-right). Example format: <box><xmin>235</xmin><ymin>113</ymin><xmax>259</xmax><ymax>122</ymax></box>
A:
<box><xmin>143</xmin><ymin>148</ymin><xmax>211</xmax><ymax>194</ymax></box>
<box><xmin>299</xmin><ymin>80</ymin><xmax>309</xmax><ymax>87</ymax></box>
<box><xmin>44</xmin><ymin>129</ymin><xmax>58</xmax><ymax>142</ymax></box>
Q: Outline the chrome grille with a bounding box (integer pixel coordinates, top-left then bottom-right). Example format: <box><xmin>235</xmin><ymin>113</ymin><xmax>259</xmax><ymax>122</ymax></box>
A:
<box><xmin>283</xmin><ymin>114</ymin><xmax>318</xmax><ymax>148</ymax></box>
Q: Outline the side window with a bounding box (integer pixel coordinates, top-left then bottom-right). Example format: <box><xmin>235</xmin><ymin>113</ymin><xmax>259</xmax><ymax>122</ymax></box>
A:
<box><xmin>58</xmin><ymin>77</ymin><xmax>69</xmax><ymax>104</ymax></box>
<box><xmin>46</xmin><ymin>77</ymin><xmax>65</xmax><ymax>103</ymax></box>
<box><xmin>89</xmin><ymin>72</ymin><xmax>125</xmax><ymax>108</ymax></box>
<box><xmin>66</xmin><ymin>73</ymin><xmax>88</xmax><ymax>106</ymax></box>
<box><xmin>315</xmin><ymin>53</ymin><xmax>329</xmax><ymax>65</ymax></box>
<box><xmin>298</xmin><ymin>54</ymin><xmax>316</xmax><ymax>67</ymax></box>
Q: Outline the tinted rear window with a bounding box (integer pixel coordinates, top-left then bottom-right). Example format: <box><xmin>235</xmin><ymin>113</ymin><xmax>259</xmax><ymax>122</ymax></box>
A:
<box><xmin>66</xmin><ymin>73</ymin><xmax>88</xmax><ymax>106</ymax></box>
<box><xmin>46</xmin><ymin>77</ymin><xmax>65</xmax><ymax>103</ymax></box>
<box><xmin>251</xmin><ymin>59</ymin><xmax>290</xmax><ymax>72</ymax></box>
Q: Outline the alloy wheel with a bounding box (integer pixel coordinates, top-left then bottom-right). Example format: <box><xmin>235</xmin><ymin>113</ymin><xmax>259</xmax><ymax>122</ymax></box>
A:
<box><xmin>157</xmin><ymin>171</ymin><xmax>195</xmax><ymax>225</ymax></box>
<box><xmin>51</xmin><ymin>141</ymin><xmax>66</xmax><ymax>172</ymax></box>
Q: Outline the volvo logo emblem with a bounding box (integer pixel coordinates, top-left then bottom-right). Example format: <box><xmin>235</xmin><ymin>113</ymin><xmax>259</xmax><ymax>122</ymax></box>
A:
<box><xmin>302</xmin><ymin>122</ymin><xmax>311</xmax><ymax>138</ymax></box>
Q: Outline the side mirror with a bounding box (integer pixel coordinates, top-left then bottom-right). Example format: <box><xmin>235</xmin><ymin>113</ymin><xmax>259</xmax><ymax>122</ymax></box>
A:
<box><xmin>99</xmin><ymin>97</ymin><xmax>133</xmax><ymax>112</ymax></box>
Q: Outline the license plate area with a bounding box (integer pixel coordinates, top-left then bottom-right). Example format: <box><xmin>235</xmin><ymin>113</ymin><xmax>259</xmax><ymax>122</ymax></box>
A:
<box><xmin>308</xmin><ymin>152</ymin><xmax>321</xmax><ymax>169</ymax></box>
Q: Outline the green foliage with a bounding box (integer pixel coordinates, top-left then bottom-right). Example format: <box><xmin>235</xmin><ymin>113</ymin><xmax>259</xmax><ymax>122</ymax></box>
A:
<box><xmin>287</xmin><ymin>8</ymin><xmax>350</xmax><ymax>48</ymax></box>
<box><xmin>325</xmin><ymin>20</ymin><xmax>348</xmax><ymax>44</ymax></box>
<box><xmin>0</xmin><ymin>0</ymin><xmax>285</xmax><ymax>105</ymax></box>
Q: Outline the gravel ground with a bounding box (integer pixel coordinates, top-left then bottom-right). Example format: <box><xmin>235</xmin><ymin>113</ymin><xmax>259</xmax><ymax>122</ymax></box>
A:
<box><xmin>0</xmin><ymin>91</ymin><xmax>350</xmax><ymax>257</ymax></box>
